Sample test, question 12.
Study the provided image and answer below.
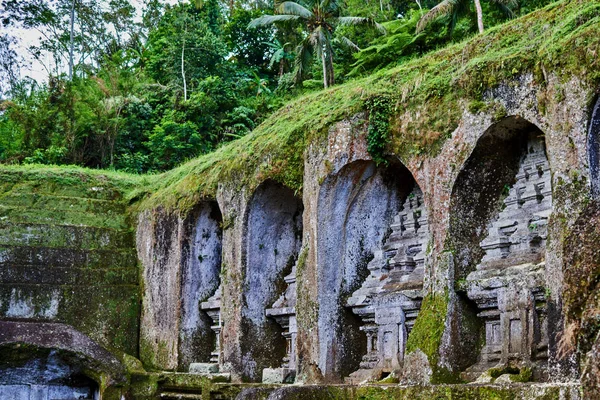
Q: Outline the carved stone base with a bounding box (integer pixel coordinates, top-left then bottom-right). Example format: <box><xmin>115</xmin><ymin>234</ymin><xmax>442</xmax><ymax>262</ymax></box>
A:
<box><xmin>262</xmin><ymin>368</ymin><xmax>295</xmax><ymax>384</ymax></box>
<box><xmin>344</xmin><ymin>368</ymin><xmax>387</xmax><ymax>384</ymax></box>
<box><xmin>189</xmin><ymin>363</ymin><xmax>219</xmax><ymax>374</ymax></box>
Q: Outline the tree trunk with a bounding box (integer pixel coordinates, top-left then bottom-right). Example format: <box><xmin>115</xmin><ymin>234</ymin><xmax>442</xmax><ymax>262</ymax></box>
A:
<box><xmin>474</xmin><ymin>0</ymin><xmax>484</xmax><ymax>33</ymax></box>
<box><xmin>321</xmin><ymin>50</ymin><xmax>328</xmax><ymax>89</ymax></box>
<box><xmin>69</xmin><ymin>0</ymin><xmax>75</xmax><ymax>80</ymax></box>
<box><xmin>328</xmin><ymin>49</ymin><xmax>334</xmax><ymax>87</ymax></box>
<box><xmin>182</xmin><ymin>20</ymin><xmax>187</xmax><ymax>101</ymax></box>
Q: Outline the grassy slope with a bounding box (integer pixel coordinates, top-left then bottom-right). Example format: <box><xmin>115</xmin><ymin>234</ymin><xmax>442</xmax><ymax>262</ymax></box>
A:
<box><xmin>1</xmin><ymin>0</ymin><xmax>599</xmax><ymax>214</ymax></box>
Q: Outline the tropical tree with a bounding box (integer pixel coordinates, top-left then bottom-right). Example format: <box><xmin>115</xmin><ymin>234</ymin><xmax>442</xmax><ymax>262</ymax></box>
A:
<box><xmin>249</xmin><ymin>0</ymin><xmax>385</xmax><ymax>88</ymax></box>
<box><xmin>416</xmin><ymin>0</ymin><xmax>518</xmax><ymax>34</ymax></box>
<box><xmin>266</xmin><ymin>39</ymin><xmax>294</xmax><ymax>77</ymax></box>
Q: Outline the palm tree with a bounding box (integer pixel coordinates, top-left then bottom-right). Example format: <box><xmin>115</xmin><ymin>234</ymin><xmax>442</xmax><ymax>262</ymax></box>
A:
<box><xmin>249</xmin><ymin>0</ymin><xmax>385</xmax><ymax>88</ymax></box>
<box><xmin>416</xmin><ymin>0</ymin><xmax>518</xmax><ymax>35</ymax></box>
<box><xmin>265</xmin><ymin>39</ymin><xmax>294</xmax><ymax>78</ymax></box>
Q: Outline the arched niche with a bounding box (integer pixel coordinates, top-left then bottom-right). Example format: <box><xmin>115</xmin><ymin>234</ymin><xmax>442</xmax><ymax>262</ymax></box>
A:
<box><xmin>179</xmin><ymin>202</ymin><xmax>223</xmax><ymax>369</ymax></box>
<box><xmin>589</xmin><ymin>96</ymin><xmax>600</xmax><ymax>199</ymax></box>
<box><xmin>316</xmin><ymin>160</ymin><xmax>414</xmax><ymax>382</ymax></box>
<box><xmin>449</xmin><ymin>116</ymin><xmax>552</xmax><ymax>380</ymax></box>
<box><xmin>240</xmin><ymin>180</ymin><xmax>303</xmax><ymax>382</ymax></box>
<box><xmin>0</xmin><ymin>321</ymin><xmax>125</xmax><ymax>398</ymax></box>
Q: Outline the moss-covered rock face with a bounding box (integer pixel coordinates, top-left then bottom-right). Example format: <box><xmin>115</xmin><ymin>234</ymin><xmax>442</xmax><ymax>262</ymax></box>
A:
<box><xmin>563</xmin><ymin>200</ymin><xmax>600</xmax><ymax>398</ymax></box>
<box><xmin>3</xmin><ymin>1</ymin><xmax>600</xmax><ymax>398</ymax></box>
<box><xmin>0</xmin><ymin>168</ymin><xmax>140</xmax><ymax>356</ymax></box>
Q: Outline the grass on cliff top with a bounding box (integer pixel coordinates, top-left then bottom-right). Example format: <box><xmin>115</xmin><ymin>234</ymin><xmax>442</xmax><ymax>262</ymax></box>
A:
<box><xmin>0</xmin><ymin>164</ymin><xmax>146</xmax><ymax>200</ymax></box>
<box><xmin>1</xmin><ymin>0</ymin><xmax>599</xmax><ymax>214</ymax></box>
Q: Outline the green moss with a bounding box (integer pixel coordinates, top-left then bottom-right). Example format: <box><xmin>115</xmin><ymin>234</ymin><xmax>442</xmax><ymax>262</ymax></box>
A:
<box><xmin>353</xmin><ymin>384</ymin><xmax>570</xmax><ymax>400</ymax></box>
<box><xmin>405</xmin><ymin>293</ymin><xmax>447</xmax><ymax>359</ymax></box>
<box><xmin>405</xmin><ymin>292</ymin><xmax>453</xmax><ymax>383</ymax></box>
<box><xmin>511</xmin><ymin>367</ymin><xmax>533</xmax><ymax>383</ymax></box>
<box><xmin>115</xmin><ymin>0</ymin><xmax>600</xmax><ymax>213</ymax></box>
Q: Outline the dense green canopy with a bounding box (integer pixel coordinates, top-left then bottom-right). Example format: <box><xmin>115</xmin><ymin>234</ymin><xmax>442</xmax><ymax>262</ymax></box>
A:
<box><xmin>0</xmin><ymin>0</ymin><xmax>554</xmax><ymax>173</ymax></box>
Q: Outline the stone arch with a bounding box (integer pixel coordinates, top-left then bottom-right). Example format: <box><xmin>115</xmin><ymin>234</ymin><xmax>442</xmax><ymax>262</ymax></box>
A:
<box><xmin>239</xmin><ymin>180</ymin><xmax>303</xmax><ymax>382</ymax></box>
<box><xmin>316</xmin><ymin>160</ymin><xmax>418</xmax><ymax>382</ymax></box>
<box><xmin>589</xmin><ymin>96</ymin><xmax>600</xmax><ymax>199</ymax></box>
<box><xmin>448</xmin><ymin>116</ymin><xmax>552</xmax><ymax>380</ymax></box>
<box><xmin>179</xmin><ymin>201</ymin><xmax>223</xmax><ymax>369</ymax></box>
<box><xmin>0</xmin><ymin>321</ymin><xmax>125</xmax><ymax>398</ymax></box>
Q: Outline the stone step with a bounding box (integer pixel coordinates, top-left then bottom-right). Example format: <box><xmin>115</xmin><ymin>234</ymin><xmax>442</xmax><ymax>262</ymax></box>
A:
<box><xmin>160</xmin><ymin>392</ymin><xmax>203</xmax><ymax>400</ymax></box>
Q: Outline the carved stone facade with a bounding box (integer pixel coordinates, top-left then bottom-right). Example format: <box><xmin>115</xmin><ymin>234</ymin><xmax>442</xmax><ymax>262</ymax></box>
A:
<box><xmin>464</xmin><ymin>137</ymin><xmax>551</xmax><ymax>379</ymax></box>
<box><xmin>346</xmin><ymin>186</ymin><xmax>429</xmax><ymax>382</ymax></box>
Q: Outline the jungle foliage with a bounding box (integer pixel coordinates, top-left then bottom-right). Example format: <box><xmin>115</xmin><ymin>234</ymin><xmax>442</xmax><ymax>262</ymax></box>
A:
<box><xmin>0</xmin><ymin>0</ymin><xmax>555</xmax><ymax>173</ymax></box>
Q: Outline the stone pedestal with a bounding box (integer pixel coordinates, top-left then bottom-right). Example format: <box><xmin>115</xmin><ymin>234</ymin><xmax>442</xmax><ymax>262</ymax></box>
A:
<box><xmin>189</xmin><ymin>363</ymin><xmax>219</xmax><ymax>374</ymax></box>
<box><xmin>199</xmin><ymin>285</ymin><xmax>223</xmax><ymax>371</ymax></box>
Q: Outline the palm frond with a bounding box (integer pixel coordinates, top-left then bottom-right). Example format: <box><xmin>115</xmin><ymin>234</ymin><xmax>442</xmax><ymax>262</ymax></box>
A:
<box><xmin>338</xmin><ymin>36</ymin><xmax>361</xmax><ymax>52</ymax></box>
<box><xmin>248</xmin><ymin>14</ymin><xmax>301</xmax><ymax>28</ymax></box>
<box><xmin>495</xmin><ymin>3</ymin><xmax>515</xmax><ymax>18</ymax></box>
<box><xmin>492</xmin><ymin>0</ymin><xmax>519</xmax><ymax>7</ymax></box>
<box><xmin>277</xmin><ymin>2</ymin><xmax>313</xmax><ymax>19</ymax></box>
<box><xmin>293</xmin><ymin>36</ymin><xmax>314</xmax><ymax>84</ymax></box>
<box><xmin>308</xmin><ymin>26</ymin><xmax>327</xmax><ymax>59</ymax></box>
<box><xmin>416</xmin><ymin>0</ymin><xmax>458</xmax><ymax>33</ymax></box>
<box><xmin>491</xmin><ymin>0</ymin><xmax>518</xmax><ymax>18</ymax></box>
<box><xmin>269</xmin><ymin>48</ymin><xmax>285</xmax><ymax>68</ymax></box>
<box><xmin>337</xmin><ymin>16</ymin><xmax>387</xmax><ymax>34</ymax></box>
<box><xmin>320</xmin><ymin>0</ymin><xmax>340</xmax><ymax>14</ymax></box>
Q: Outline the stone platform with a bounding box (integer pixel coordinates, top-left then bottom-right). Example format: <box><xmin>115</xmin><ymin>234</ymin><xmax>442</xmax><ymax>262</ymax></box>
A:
<box><xmin>130</xmin><ymin>372</ymin><xmax>581</xmax><ymax>400</ymax></box>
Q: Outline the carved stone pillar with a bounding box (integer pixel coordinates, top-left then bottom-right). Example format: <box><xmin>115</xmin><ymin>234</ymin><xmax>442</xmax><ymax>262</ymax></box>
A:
<box><xmin>189</xmin><ymin>286</ymin><xmax>227</xmax><ymax>377</ymax></box>
<box><xmin>263</xmin><ymin>265</ymin><xmax>298</xmax><ymax>383</ymax></box>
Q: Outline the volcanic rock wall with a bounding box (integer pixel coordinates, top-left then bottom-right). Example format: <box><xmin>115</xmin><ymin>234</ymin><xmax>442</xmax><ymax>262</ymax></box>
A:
<box><xmin>1</xmin><ymin>8</ymin><xmax>600</xmax><ymax>398</ymax></box>
<box><xmin>0</xmin><ymin>171</ymin><xmax>138</xmax><ymax>398</ymax></box>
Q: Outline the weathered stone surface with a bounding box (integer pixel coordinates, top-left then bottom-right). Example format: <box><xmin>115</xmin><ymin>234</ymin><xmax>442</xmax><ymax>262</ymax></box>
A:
<box><xmin>2</xmin><ymin>44</ymin><xmax>599</xmax><ymax>397</ymax></box>
<box><xmin>137</xmin><ymin>208</ymin><xmax>183</xmax><ymax>370</ymax></box>
<box><xmin>0</xmin><ymin>181</ymin><xmax>140</xmax><ymax>359</ymax></box>
<box><xmin>179</xmin><ymin>203</ymin><xmax>222</xmax><ymax>370</ymax></box>
<box><xmin>0</xmin><ymin>320</ymin><xmax>127</xmax><ymax>399</ymax></box>
<box><xmin>189</xmin><ymin>362</ymin><xmax>219</xmax><ymax>374</ymax></box>
<box><xmin>261</xmin><ymin>368</ymin><xmax>295</xmax><ymax>384</ymax></box>
<box><xmin>589</xmin><ymin>97</ymin><xmax>600</xmax><ymax>200</ymax></box>
<box><xmin>138</xmin><ymin>202</ymin><xmax>223</xmax><ymax>371</ymax></box>
<box><xmin>240</xmin><ymin>181</ymin><xmax>302</xmax><ymax>382</ymax></box>
<box><xmin>315</xmin><ymin>160</ymin><xmax>404</xmax><ymax>382</ymax></box>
